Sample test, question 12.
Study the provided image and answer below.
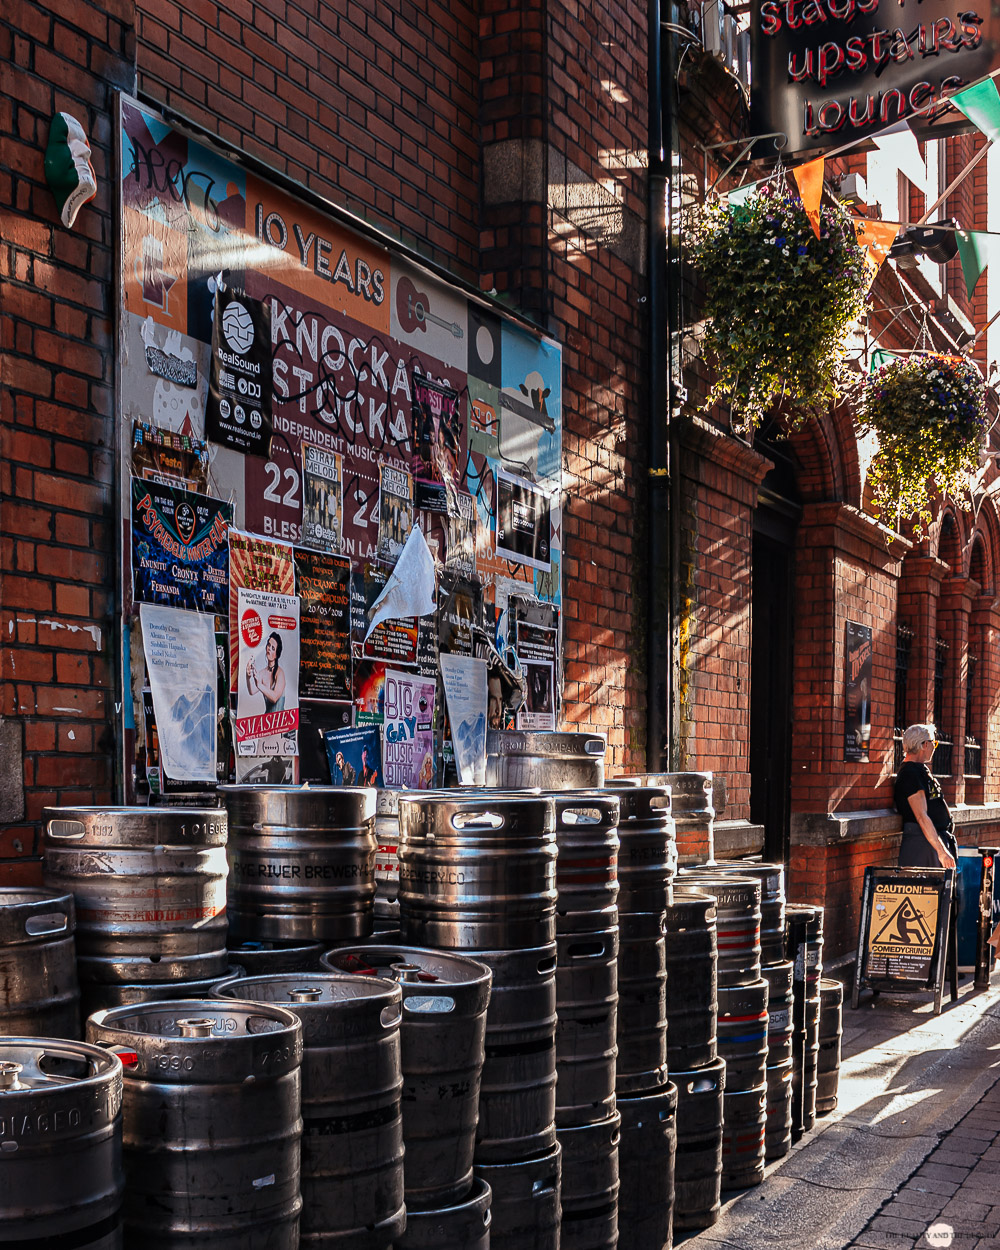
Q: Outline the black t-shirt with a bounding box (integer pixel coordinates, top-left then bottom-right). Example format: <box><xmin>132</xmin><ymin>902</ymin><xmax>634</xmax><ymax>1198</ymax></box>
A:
<box><xmin>894</xmin><ymin>760</ymin><xmax>952</xmax><ymax>833</ymax></box>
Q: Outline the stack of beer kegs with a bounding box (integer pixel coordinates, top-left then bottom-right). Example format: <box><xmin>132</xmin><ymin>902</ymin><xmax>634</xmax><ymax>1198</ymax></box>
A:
<box><xmin>714</xmin><ymin>862</ymin><xmax>792</xmax><ymax>1163</ymax></box>
<box><xmin>785</xmin><ymin>902</ymin><xmax>825</xmax><ymax>1140</ymax></box>
<box><xmin>42</xmin><ymin>805</ymin><xmax>230</xmax><ymax>1018</ymax></box>
<box><xmin>664</xmin><ymin>884</ymin><xmax>725</xmax><ymax>1230</ymax></box>
<box><xmin>551</xmin><ymin>792</ymin><xmax>622</xmax><ymax>1250</ymax></box>
<box><xmin>397</xmin><ymin>790</ymin><xmax>562</xmax><ymax>1250</ymax></box>
<box><xmin>318</xmin><ymin>946</ymin><xmax>494</xmax><ymax>1250</ymax></box>
<box><xmin>604</xmin><ymin>781</ymin><xmax>678</xmax><ymax>1250</ymax></box>
<box><xmin>373</xmin><ymin>788</ymin><xmax>402</xmax><ymax>932</ymax></box>
<box><xmin>680</xmin><ymin>867</ymin><xmax>766</xmax><ymax>1190</ymax></box>
<box><xmin>816</xmin><ymin>977</ymin><xmax>844</xmax><ymax>1116</ymax></box>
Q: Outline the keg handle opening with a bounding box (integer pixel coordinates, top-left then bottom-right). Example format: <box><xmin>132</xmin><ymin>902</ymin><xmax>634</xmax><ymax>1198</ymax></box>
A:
<box><xmin>34</xmin><ymin>1046</ymin><xmax>102</xmax><ymax>1081</ymax></box>
<box><xmin>45</xmin><ymin>820</ymin><xmax>87</xmax><ymax>839</ymax></box>
<box><xmin>403</xmin><ymin>994</ymin><xmax>456</xmax><ymax>1014</ymax></box>
<box><xmin>380</xmin><ymin>1003</ymin><xmax>403</xmax><ymax>1029</ymax></box>
<box><xmin>537</xmin><ymin>955</ymin><xmax>557</xmax><ymax>974</ymax></box>
<box><xmin>584</xmin><ymin>738</ymin><xmax>606</xmax><ymax>755</ymax></box>
<box><xmin>532</xmin><ymin>1176</ymin><xmax>558</xmax><ymax>1196</ymax></box>
<box><xmin>559</xmin><ymin>806</ymin><xmax>603</xmax><ymax>826</ymax></box>
<box><xmin>451</xmin><ymin>811</ymin><xmax>505</xmax><ymax>831</ymax></box>
<box><xmin>565</xmin><ymin>939</ymin><xmax>608</xmax><ymax>960</ymax></box>
<box><xmin>24</xmin><ymin>912</ymin><xmax>69</xmax><ymax>936</ymax></box>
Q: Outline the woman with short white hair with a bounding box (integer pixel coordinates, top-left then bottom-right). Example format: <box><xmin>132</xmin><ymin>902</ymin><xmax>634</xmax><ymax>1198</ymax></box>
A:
<box><xmin>893</xmin><ymin>723</ymin><xmax>957</xmax><ymax>870</ymax></box>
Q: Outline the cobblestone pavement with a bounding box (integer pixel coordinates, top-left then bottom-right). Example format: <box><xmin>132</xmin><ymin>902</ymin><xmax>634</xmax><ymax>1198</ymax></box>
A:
<box><xmin>845</xmin><ymin>1070</ymin><xmax>1000</xmax><ymax>1250</ymax></box>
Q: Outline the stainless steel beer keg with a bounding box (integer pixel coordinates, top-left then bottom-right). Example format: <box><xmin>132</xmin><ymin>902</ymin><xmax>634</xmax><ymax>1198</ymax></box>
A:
<box><xmin>664</xmin><ymin>887</ymin><xmax>718</xmax><ymax>1071</ymax></box>
<box><xmin>393</xmin><ymin>1176</ymin><xmax>493</xmax><ymax>1250</ymax></box>
<box><xmin>221</xmin><ymin>785</ymin><xmax>377</xmax><ymax>942</ymax></box>
<box><xmin>679</xmin><ymin>872</ymin><xmax>762</xmax><ymax>987</ymax></box>
<box><xmin>603</xmin><ymin>784</ymin><xmax>675</xmax><ymax>915</ymax></box>
<box><xmin>0</xmin><ymin>1037</ymin><xmax>124</xmax><ymax>1248</ymax></box>
<box><xmin>87</xmin><ymin>999</ymin><xmax>303</xmax><ymax>1249</ymax></box>
<box><xmin>552</xmin><ymin>792</ymin><xmax>620</xmax><ymax>920</ymax></box>
<box><xmin>476</xmin><ymin>1141</ymin><xmax>562</xmax><ymax>1250</ymax></box>
<box><xmin>43</xmin><ymin>805</ymin><xmax>228</xmax><ymax>985</ymax></box>
<box><xmin>0</xmin><ymin>887</ymin><xmax>80</xmax><ymax>1038</ymax></box>
<box><xmin>322</xmin><ymin>944</ymin><xmax>492</xmax><ymax>1207</ymax></box>
<box><xmin>397</xmin><ymin>791</ymin><xmax>556</xmax><ymax>950</ymax></box>
<box><xmin>215</xmin><ymin>973</ymin><xmax>405</xmax><ymax>1248</ymax></box>
<box><xmin>486</xmin><ymin>730</ymin><xmax>606</xmax><ymax>789</ymax></box>
<box><xmin>713</xmin><ymin>860</ymin><xmax>785</xmax><ymax>965</ymax></box>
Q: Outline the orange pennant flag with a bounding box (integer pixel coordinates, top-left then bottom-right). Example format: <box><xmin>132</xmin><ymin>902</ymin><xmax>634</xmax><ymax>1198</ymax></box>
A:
<box><xmin>853</xmin><ymin>218</ymin><xmax>901</xmax><ymax>287</ymax></box>
<box><xmin>792</xmin><ymin>157</ymin><xmax>824</xmax><ymax>238</ymax></box>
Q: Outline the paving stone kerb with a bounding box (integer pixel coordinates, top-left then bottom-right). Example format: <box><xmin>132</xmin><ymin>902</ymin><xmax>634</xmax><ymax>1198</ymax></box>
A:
<box><xmin>678</xmin><ymin>981</ymin><xmax>1000</xmax><ymax>1250</ymax></box>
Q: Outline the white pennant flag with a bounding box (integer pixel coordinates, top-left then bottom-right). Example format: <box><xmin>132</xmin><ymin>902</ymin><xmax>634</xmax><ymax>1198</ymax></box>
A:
<box><xmin>364</xmin><ymin>525</ymin><xmax>437</xmax><ymax>641</ymax></box>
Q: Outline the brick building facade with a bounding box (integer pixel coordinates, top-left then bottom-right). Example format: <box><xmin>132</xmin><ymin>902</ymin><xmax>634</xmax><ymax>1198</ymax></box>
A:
<box><xmin>3</xmin><ymin>1</ymin><xmax>1000</xmax><ymax>960</ymax></box>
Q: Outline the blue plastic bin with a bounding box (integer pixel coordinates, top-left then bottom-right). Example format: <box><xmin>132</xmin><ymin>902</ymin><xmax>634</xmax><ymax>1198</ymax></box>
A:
<box><xmin>956</xmin><ymin>847</ymin><xmax>999</xmax><ymax>969</ymax></box>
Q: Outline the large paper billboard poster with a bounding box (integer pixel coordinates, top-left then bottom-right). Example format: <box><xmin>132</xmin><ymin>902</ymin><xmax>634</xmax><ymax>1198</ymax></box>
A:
<box><xmin>118</xmin><ymin>94</ymin><xmax>562</xmax><ymax>792</ymax></box>
<box><xmin>119</xmin><ymin>97</ymin><xmax>561</xmax><ymax>604</ymax></box>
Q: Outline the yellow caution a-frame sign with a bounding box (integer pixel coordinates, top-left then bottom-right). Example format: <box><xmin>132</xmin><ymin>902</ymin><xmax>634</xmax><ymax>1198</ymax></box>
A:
<box><xmin>852</xmin><ymin>867</ymin><xmax>957</xmax><ymax>1015</ymax></box>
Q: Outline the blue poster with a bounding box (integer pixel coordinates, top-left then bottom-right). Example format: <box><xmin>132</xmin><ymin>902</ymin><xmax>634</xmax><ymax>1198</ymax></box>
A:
<box><xmin>131</xmin><ymin>478</ymin><xmax>232</xmax><ymax>614</ymax></box>
<box><xmin>324</xmin><ymin>725</ymin><xmax>381</xmax><ymax>787</ymax></box>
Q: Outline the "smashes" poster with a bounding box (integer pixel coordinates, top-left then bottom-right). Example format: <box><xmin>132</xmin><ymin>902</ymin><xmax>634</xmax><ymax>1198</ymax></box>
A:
<box><xmin>235</xmin><ymin>587</ymin><xmax>300</xmax><ymax>759</ymax></box>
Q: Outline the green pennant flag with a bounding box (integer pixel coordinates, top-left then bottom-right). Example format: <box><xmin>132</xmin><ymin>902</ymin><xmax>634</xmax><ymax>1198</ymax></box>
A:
<box><xmin>955</xmin><ymin>229</ymin><xmax>1000</xmax><ymax>298</ymax></box>
<box><xmin>869</xmin><ymin>349</ymin><xmax>899</xmax><ymax>372</ymax></box>
<box><xmin>951</xmin><ymin>78</ymin><xmax>1000</xmax><ymax>143</ymax></box>
<box><xmin>727</xmin><ymin>182</ymin><xmax>757</xmax><ymax>207</ymax></box>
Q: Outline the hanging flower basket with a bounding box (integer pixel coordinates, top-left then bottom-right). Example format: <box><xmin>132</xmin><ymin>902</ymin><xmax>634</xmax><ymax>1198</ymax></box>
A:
<box><xmin>859</xmin><ymin>353</ymin><xmax>988</xmax><ymax>533</ymax></box>
<box><xmin>692</xmin><ymin>185</ymin><xmax>869</xmax><ymax>433</ymax></box>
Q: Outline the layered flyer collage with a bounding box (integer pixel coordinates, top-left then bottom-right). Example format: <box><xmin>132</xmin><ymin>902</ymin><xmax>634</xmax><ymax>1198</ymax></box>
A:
<box><xmin>117</xmin><ymin>95</ymin><xmax>563</xmax><ymax>796</ymax></box>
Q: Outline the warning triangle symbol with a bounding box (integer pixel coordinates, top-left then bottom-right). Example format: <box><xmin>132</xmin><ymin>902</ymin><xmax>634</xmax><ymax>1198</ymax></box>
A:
<box><xmin>872</xmin><ymin>897</ymin><xmax>934</xmax><ymax>948</ymax></box>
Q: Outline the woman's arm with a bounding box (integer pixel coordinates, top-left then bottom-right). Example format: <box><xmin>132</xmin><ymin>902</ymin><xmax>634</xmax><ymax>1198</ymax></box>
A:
<box><xmin>906</xmin><ymin>789</ymin><xmax>957</xmax><ymax>869</ymax></box>
<box><xmin>245</xmin><ymin>661</ymin><xmax>256</xmax><ymax>697</ymax></box>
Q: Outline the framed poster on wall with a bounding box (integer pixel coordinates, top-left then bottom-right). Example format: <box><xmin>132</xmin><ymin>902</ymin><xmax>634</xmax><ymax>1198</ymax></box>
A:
<box><xmin>844</xmin><ymin>620</ymin><xmax>872</xmax><ymax>763</ymax></box>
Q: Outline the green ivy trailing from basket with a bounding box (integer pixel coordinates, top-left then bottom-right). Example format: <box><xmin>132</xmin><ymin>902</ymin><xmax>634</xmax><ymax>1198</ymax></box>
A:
<box><xmin>859</xmin><ymin>353</ymin><xmax>988</xmax><ymax>534</ymax></box>
<box><xmin>692</xmin><ymin>184</ymin><xmax>869</xmax><ymax>433</ymax></box>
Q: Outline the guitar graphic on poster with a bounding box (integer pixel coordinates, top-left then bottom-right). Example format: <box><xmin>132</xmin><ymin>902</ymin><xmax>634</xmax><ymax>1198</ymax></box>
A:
<box><xmin>396</xmin><ymin>275</ymin><xmax>464</xmax><ymax>339</ymax></box>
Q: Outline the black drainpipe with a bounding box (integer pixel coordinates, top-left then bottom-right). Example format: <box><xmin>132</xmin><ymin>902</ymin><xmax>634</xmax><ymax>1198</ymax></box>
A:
<box><xmin>646</xmin><ymin>0</ymin><xmax>677</xmax><ymax>770</ymax></box>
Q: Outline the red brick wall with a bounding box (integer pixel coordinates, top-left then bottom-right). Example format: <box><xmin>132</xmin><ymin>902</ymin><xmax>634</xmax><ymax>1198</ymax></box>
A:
<box><xmin>137</xmin><ymin>1</ymin><xmax>483</xmax><ymax>280</ymax></box>
<box><xmin>674</xmin><ymin>418</ymin><xmax>770</xmax><ymax>820</ymax></box>
<box><xmin>789</xmin><ymin>503</ymin><xmax>908</xmax><ymax>814</ymax></box>
<box><xmin>2</xmin><ymin>0</ymin><xmax>136</xmax><ymax>883</ymax></box>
